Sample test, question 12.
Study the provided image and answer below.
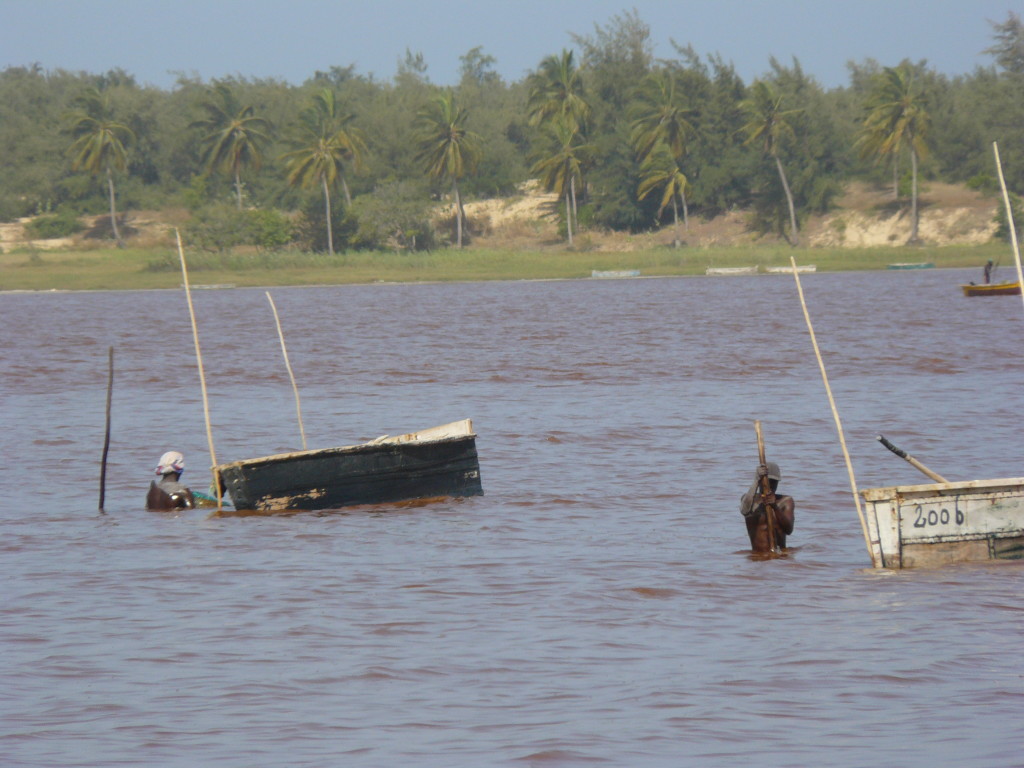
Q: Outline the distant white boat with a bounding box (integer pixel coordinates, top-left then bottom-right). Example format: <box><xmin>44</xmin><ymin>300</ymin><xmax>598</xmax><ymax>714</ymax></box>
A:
<box><xmin>705</xmin><ymin>266</ymin><xmax>758</xmax><ymax>276</ymax></box>
<box><xmin>765</xmin><ymin>265</ymin><xmax>816</xmax><ymax>274</ymax></box>
<box><xmin>591</xmin><ymin>269</ymin><xmax>640</xmax><ymax>278</ymax></box>
<box><xmin>887</xmin><ymin>262</ymin><xmax>934</xmax><ymax>270</ymax></box>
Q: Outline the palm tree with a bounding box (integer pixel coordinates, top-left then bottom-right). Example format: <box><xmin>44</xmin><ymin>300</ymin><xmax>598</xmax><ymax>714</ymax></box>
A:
<box><xmin>631</xmin><ymin>71</ymin><xmax>695</xmax><ymax>243</ymax></box>
<box><xmin>857</xmin><ymin>65</ymin><xmax>931</xmax><ymax>244</ymax></box>
<box><xmin>527</xmin><ymin>49</ymin><xmax>590</xmax><ymax>132</ymax></box>
<box><xmin>65</xmin><ymin>88</ymin><xmax>135</xmax><ymax>247</ymax></box>
<box><xmin>414</xmin><ymin>90</ymin><xmax>482</xmax><ymax>248</ymax></box>
<box><xmin>531</xmin><ymin>117</ymin><xmax>594</xmax><ymax>246</ymax></box>
<box><xmin>637</xmin><ymin>144</ymin><xmax>689</xmax><ymax>248</ymax></box>
<box><xmin>281</xmin><ymin>89</ymin><xmax>367</xmax><ymax>256</ymax></box>
<box><xmin>630</xmin><ymin>71</ymin><xmax>694</xmax><ymax>163</ymax></box>
<box><xmin>740</xmin><ymin>80</ymin><xmax>802</xmax><ymax>246</ymax></box>
<box><xmin>191</xmin><ymin>82</ymin><xmax>272</xmax><ymax>209</ymax></box>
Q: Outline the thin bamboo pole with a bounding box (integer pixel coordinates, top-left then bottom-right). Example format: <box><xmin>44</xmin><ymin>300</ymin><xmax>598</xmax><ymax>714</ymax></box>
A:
<box><xmin>992</xmin><ymin>142</ymin><xmax>1024</xmax><ymax>316</ymax></box>
<box><xmin>98</xmin><ymin>345</ymin><xmax>114</xmax><ymax>512</ymax></box>
<box><xmin>790</xmin><ymin>256</ymin><xmax>879</xmax><ymax>567</ymax></box>
<box><xmin>266</xmin><ymin>291</ymin><xmax>307</xmax><ymax>451</ymax></box>
<box><xmin>176</xmin><ymin>229</ymin><xmax>222</xmax><ymax>508</ymax></box>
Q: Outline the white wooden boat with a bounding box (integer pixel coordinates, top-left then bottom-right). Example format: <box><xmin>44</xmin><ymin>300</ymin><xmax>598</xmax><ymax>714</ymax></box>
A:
<box><xmin>861</xmin><ymin>477</ymin><xmax>1024</xmax><ymax>568</ymax></box>
<box><xmin>591</xmin><ymin>269</ymin><xmax>640</xmax><ymax>278</ymax></box>
<box><xmin>705</xmin><ymin>266</ymin><xmax>758</xmax><ymax>276</ymax></box>
<box><xmin>886</xmin><ymin>262</ymin><xmax>934</xmax><ymax>270</ymax></box>
<box><xmin>765</xmin><ymin>265</ymin><xmax>816</xmax><ymax>274</ymax></box>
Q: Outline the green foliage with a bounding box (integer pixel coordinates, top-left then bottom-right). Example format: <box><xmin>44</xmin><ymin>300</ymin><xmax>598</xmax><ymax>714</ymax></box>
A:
<box><xmin>183</xmin><ymin>203</ymin><xmax>293</xmax><ymax>252</ymax></box>
<box><xmin>248</xmin><ymin>208</ymin><xmax>295</xmax><ymax>250</ymax></box>
<box><xmin>1</xmin><ymin>10</ymin><xmax>1023</xmax><ymax>242</ymax></box>
<box><xmin>294</xmin><ymin>194</ymin><xmax>355</xmax><ymax>253</ymax></box>
<box><xmin>994</xmin><ymin>190</ymin><xmax>1023</xmax><ymax>242</ymax></box>
<box><xmin>349</xmin><ymin>181</ymin><xmax>436</xmax><ymax>250</ymax></box>
<box><xmin>24</xmin><ymin>211</ymin><xmax>84</xmax><ymax>239</ymax></box>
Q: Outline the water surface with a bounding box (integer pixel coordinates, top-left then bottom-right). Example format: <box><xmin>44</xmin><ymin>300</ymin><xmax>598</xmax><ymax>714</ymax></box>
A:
<box><xmin>2</xmin><ymin>268</ymin><xmax>1022</xmax><ymax>767</ymax></box>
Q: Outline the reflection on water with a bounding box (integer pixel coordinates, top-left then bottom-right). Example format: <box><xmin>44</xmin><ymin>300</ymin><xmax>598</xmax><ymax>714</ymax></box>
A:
<box><xmin>2</xmin><ymin>269</ymin><xmax>1022</xmax><ymax>766</ymax></box>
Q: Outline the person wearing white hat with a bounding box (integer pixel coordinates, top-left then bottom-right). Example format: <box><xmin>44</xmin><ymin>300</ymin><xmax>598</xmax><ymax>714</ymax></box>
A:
<box><xmin>739</xmin><ymin>461</ymin><xmax>795</xmax><ymax>553</ymax></box>
<box><xmin>146</xmin><ymin>451</ymin><xmax>196</xmax><ymax>510</ymax></box>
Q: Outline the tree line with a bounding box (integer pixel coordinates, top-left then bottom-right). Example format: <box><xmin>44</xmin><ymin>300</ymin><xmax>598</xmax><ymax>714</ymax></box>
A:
<box><xmin>2</xmin><ymin>10</ymin><xmax>1022</xmax><ymax>251</ymax></box>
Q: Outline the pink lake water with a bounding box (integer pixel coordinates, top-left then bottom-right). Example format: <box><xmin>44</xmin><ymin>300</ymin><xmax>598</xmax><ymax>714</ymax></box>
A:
<box><xmin>2</xmin><ymin>268</ymin><xmax>1022</xmax><ymax>767</ymax></box>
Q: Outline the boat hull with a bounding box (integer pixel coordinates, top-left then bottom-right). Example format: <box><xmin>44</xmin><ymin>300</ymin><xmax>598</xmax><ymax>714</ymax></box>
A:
<box><xmin>705</xmin><ymin>266</ymin><xmax>757</xmax><ymax>276</ymax></box>
<box><xmin>215</xmin><ymin>420</ymin><xmax>483</xmax><ymax>511</ymax></box>
<box><xmin>961</xmin><ymin>281</ymin><xmax>1021</xmax><ymax>296</ymax></box>
<box><xmin>861</xmin><ymin>477</ymin><xmax>1024</xmax><ymax>568</ymax></box>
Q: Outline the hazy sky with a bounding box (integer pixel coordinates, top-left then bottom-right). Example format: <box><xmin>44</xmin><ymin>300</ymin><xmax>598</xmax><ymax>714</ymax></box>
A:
<box><xmin>1</xmin><ymin>0</ymin><xmax>1017</xmax><ymax>90</ymax></box>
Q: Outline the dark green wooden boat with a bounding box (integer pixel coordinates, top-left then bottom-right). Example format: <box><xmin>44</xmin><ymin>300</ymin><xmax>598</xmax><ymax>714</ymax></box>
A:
<box><xmin>214</xmin><ymin>419</ymin><xmax>482</xmax><ymax>512</ymax></box>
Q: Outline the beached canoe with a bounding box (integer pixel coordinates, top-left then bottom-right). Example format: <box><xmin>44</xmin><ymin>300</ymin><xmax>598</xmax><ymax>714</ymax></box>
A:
<box><xmin>591</xmin><ymin>269</ymin><xmax>641</xmax><ymax>278</ymax></box>
<box><xmin>764</xmin><ymin>265</ymin><xmax>816</xmax><ymax>274</ymax></box>
<box><xmin>961</xmin><ymin>281</ymin><xmax>1022</xmax><ymax>297</ymax></box>
<box><xmin>861</xmin><ymin>477</ymin><xmax>1024</xmax><ymax>568</ymax></box>
<box><xmin>887</xmin><ymin>262</ymin><xmax>934</xmax><ymax>270</ymax></box>
<box><xmin>214</xmin><ymin>419</ymin><xmax>483</xmax><ymax>512</ymax></box>
<box><xmin>705</xmin><ymin>266</ymin><xmax>758</xmax><ymax>276</ymax></box>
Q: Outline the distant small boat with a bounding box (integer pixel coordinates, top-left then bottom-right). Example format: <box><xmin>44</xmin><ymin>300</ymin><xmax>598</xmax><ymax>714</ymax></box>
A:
<box><xmin>591</xmin><ymin>269</ymin><xmax>640</xmax><ymax>278</ymax></box>
<box><xmin>764</xmin><ymin>265</ymin><xmax>816</xmax><ymax>274</ymax></box>
<box><xmin>214</xmin><ymin>419</ymin><xmax>483</xmax><ymax>512</ymax></box>
<box><xmin>862</xmin><ymin>477</ymin><xmax>1024</xmax><ymax>569</ymax></box>
<box><xmin>705</xmin><ymin>266</ymin><xmax>758</xmax><ymax>276</ymax></box>
<box><xmin>961</xmin><ymin>281</ymin><xmax>1021</xmax><ymax>297</ymax></box>
<box><xmin>887</xmin><ymin>262</ymin><xmax>934</xmax><ymax>270</ymax></box>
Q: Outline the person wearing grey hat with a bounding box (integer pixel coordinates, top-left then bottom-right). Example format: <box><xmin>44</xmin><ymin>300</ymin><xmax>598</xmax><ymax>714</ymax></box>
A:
<box><xmin>146</xmin><ymin>451</ymin><xmax>196</xmax><ymax>510</ymax></box>
<box><xmin>739</xmin><ymin>461</ymin><xmax>795</xmax><ymax>553</ymax></box>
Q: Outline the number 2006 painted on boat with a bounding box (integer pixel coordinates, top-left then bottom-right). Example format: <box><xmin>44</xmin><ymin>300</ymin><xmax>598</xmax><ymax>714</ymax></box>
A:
<box><xmin>912</xmin><ymin>504</ymin><xmax>965</xmax><ymax>528</ymax></box>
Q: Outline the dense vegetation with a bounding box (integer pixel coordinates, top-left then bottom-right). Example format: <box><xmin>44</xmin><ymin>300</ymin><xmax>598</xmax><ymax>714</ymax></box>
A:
<box><xmin>1</xmin><ymin>11</ymin><xmax>1022</xmax><ymax>251</ymax></box>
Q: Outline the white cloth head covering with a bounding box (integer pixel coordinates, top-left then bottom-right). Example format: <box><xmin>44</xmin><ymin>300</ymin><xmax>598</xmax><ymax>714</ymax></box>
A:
<box><xmin>156</xmin><ymin>451</ymin><xmax>185</xmax><ymax>476</ymax></box>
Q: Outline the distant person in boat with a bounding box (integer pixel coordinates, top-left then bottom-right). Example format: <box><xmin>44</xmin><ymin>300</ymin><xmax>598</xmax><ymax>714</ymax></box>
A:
<box><xmin>739</xmin><ymin>462</ymin><xmax>795</xmax><ymax>553</ymax></box>
<box><xmin>146</xmin><ymin>450</ymin><xmax>196</xmax><ymax>510</ymax></box>
<box><xmin>984</xmin><ymin>260</ymin><xmax>994</xmax><ymax>284</ymax></box>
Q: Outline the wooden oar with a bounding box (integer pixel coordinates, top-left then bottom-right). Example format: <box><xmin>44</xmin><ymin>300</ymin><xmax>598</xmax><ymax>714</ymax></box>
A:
<box><xmin>876</xmin><ymin>435</ymin><xmax>950</xmax><ymax>484</ymax></box>
<box><xmin>98</xmin><ymin>346</ymin><xmax>114</xmax><ymax>512</ymax></box>
<box><xmin>754</xmin><ymin>420</ymin><xmax>779</xmax><ymax>553</ymax></box>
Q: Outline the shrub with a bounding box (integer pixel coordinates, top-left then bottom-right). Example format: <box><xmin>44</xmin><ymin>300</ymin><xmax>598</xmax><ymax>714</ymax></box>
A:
<box><xmin>248</xmin><ymin>209</ymin><xmax>295</xmax><ymax>251</ymax></box>
<box><xmin>181</xmin><ymin>205</ymin><xmax>297</xmax><ymax>252</ymax></box>
<box><xmin>24</xmin><ymin>211</ymin><xmax>83</xmax><ymax>239</ymax></box>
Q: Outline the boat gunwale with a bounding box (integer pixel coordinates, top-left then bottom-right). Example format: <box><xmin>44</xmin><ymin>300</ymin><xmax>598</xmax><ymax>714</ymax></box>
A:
<box><xmin>215</xmin><ymin>426</ymin><xmax>478</xmax><ymax>472</ymax></box>
<box><xmin>861</xmin><ymin>476</ymin><xmax>1024</xmax><ymax>501</ymax></box>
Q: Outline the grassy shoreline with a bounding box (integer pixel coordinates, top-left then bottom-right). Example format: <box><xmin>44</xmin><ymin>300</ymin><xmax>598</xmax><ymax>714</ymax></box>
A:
<box><xmin>0</xmin><ymin>242</ymin><xmax>1007</xmax><ymax>292</ymax></box>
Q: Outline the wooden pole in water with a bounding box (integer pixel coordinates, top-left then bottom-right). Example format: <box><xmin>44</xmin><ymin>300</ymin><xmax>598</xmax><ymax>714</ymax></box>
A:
<box><xmin>754</xmin><ymin>420</ymin><xmax>779</xmax><ymax>553</ymax></box>
<box><xmin>176</xmin><ymin>229</ymin><xmax>222</xmax><ymax>508</ymax></box>
<box><xmin>993</xmin><ymin>142</ymin><xmax>1024</xmax><ymax>316</ymax></box>
<box><xmin>98</xmin><ymin>345</ymin><xmax>114</xmax><ymax>512</ymax></box>
<box><xmin>789</xmin><ymin>256</ymin><xmax>879</xmax><ymax>567</ymax></box>
<box><xmin>266</xmin><ymin>291</ymin><xmax>307</xmax><ymax>451</ymax></box>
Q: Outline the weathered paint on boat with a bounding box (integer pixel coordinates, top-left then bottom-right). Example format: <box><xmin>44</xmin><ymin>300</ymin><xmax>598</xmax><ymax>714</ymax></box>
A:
<box><xmin>861</xmin><ymin>477</ymin><xmax>1024</xmax><ymax>568</ymax></box>
<box><xmin>214</xmin><ymin>419</ymin><xmax>483</xmax><ymax>512</ymax></box>
<box><xmin>961</xmin><ymin>281</ymin><xmax>1022</xmax><ymax>297</ymax></box>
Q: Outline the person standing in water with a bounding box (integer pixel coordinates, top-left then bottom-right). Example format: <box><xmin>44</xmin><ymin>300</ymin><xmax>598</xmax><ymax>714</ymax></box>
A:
<box><xmin>146</xmin><ymin>451</ymin><xmax>196</xmax><ymax>510</ymax></box>
<box><xmin>739</xmin><ymin>462</ymin><xmax>795</xmax><ymax>553</ymax></box>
